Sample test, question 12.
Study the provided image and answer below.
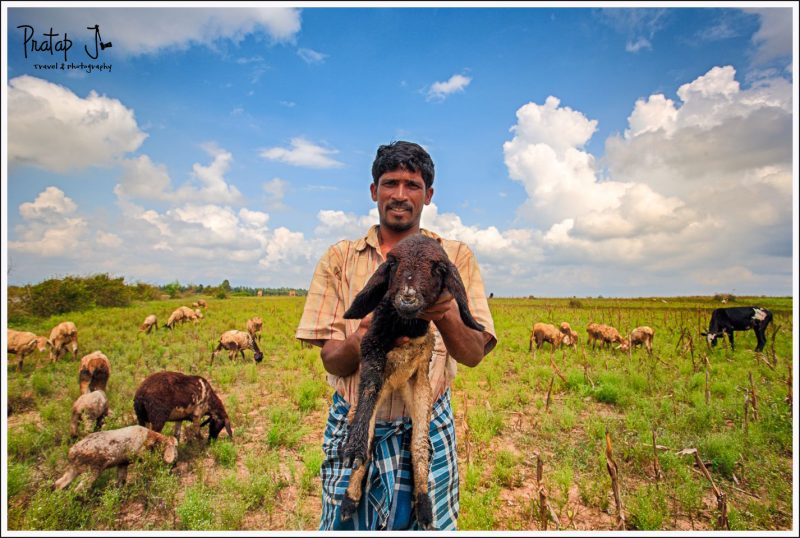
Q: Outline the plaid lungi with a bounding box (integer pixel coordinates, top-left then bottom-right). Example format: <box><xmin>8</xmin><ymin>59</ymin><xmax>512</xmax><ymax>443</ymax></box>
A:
<box><xmin>319</xmin><ymin>389</ymin><xmax>459</xmax><ymax>530</ymax></box>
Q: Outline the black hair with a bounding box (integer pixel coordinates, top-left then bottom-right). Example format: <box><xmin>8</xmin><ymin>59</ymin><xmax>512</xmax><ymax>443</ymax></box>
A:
<box><xmin>371</xmin><ymin>141</ymin><xmax>435</xmax><ymax>190</ymax></box>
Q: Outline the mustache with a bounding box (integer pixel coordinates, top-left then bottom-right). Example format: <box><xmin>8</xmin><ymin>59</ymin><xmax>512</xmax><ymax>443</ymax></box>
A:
<box><xmin>386</xmin><ymin>202</ymin><xmax>413</xmax><ymax>212</ymax></box>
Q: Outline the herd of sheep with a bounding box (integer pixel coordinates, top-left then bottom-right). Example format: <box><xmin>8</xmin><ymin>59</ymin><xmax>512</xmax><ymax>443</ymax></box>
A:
<box><xmin>529</xmin><ymin>321</ymin><xmax>654</xmax><ymax>355</ymax></box>
<box><xmin>6</xmin><ymin>301</ymin><xmax>266</xmax><ymax>493</ymax></box>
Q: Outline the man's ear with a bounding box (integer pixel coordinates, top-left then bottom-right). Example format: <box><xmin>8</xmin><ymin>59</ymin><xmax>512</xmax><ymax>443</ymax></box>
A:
<box><xmin>370</xmin><ymin>182</ymin><xmax>378</xmax><ymax>202</ymax></box>
<box><xmin>425</xmin><ymin>187</ymin><xmax>434</xmax><ymax>205</ymax></box>
<box><xmin>344</xmin><ymin>261</ymin><xmax>391</xmax><ymax>319</ymax></box>
<box><xmin>442</xmin><ymin>261</ymin><xmax>484</xmax><ymax>332</ymax></box>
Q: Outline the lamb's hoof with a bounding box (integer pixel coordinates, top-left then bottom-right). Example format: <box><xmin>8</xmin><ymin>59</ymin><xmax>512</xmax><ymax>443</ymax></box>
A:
<box><xmin>416</xmin><ymin>493</ymin><xmax>434</xmax><ymax>529</ymax></box>
<box><xmin>341</xmin><ymin>494</ymin><xmax>358</xmax><ymax>521</ymax></box>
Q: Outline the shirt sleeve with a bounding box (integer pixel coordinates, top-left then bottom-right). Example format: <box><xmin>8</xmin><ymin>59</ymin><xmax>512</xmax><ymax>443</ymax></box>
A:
<box><xmin>295</xmin><ymin>244</ymin><xmax>348</xmax><ymax>344</ymax></box>
<box><xmin>453</xmin><ymin>243</ymin><xmax>497</xmax><ymax>355</ymax></box>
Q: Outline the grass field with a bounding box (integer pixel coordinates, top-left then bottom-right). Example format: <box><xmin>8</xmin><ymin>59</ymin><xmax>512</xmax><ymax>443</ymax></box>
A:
<box><xmin>4</xmin><ymin>295</ymin><xmax>795</xmax><ymax>530</ymax></box>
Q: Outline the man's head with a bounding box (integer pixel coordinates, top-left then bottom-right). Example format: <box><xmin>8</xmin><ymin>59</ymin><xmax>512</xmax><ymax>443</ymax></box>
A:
<box><xmin>371</xmin><ymin>141</ymin><xmax>435</xmax><ymax>233</ymax></box>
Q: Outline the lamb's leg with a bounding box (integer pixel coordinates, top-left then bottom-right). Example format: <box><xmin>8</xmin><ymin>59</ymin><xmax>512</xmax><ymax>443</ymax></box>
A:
<box><xmin>341</xmin><ymin>368</ymin><xmax>392</xmax><ymax>522</ymax></box>
<box><xmin>75</xmin><ymin>467</ymin><xmax>102</xmax><ymax>494</ymax></box>
<box><xmin>70</xmin><ymin>411</ymin><xmax>81</xmax><ymax>438</ymax></box>
<box><xmin>117</xmin><ymin>464</ymin><xmax>129</xmax><ymax>486</ymax></box>
<box><xmin>404</xmin><ymin>367</ymin><xmax>434</xmax><ymax>529</ymax></box>
<box><xmin>54</xmin><ymin>465</ymin><xmax>80</xmax><ymax>490</ymax></box>
<box><xmin>174</xmin><ymin>421</ymin><xmax>183</xmax><ymax>443</ymax></box>
<box><xmin>94</xmin><ymin>412</ymin><xmax>106</xmax><ymax>432</ymax></box>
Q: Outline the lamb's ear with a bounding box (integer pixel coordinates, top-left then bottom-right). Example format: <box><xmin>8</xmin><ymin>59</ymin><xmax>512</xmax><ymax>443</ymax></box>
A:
<box><xmin>225</xmin><ymin>418</ymin><xmax>233</xmax><ymax>440</ymax></box>
<box><xmin>344</xmin><ymin>261</ymin><xmax>391</xmax><ymax>319</ymax></box>
<box><xmin>442</xmin><ymin>261</ymin><xmax>485</xmax><ymax>332</ymax></box>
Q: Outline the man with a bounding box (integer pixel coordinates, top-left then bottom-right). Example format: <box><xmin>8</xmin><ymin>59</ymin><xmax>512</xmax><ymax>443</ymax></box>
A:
<box><xmin>296</xmin><ymin>141</ymin><xmax>496</xmax><ymax>530</ymax></box>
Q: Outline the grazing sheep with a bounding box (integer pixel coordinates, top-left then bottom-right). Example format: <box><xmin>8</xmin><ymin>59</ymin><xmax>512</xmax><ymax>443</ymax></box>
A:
<box><xmin>197</xmin><ymin>299</ymin><xmax>208</xmax><ymax>308</ymax></box>
<box><xmin>47</xmin><ymin>321</ymin><xmax>79</xmax><ymax>362</ymax></box>
<box><xmin>246</xmin><ymin>316</ymin><xmax>263</xmax><ymax>342</ymax></box>
<box><xmin>586</xmin><ymin>322</ymin><xmax>603</xmax><ymax>349</ymax></box>
<box><xmin>191</xmin><ymin>301</ymin><xmax>199</xmax><ymax>308</ymax></box>
<box><xmin>164</xmin><ymin>306</ymin><xmax>200</xmax><ymax>329</ymax></box>
<box><xmin>619</xmin><ymin>326</ymin><xmax>655</xmax><ymax>354</ymax></box>
<box><xmin>339</xmin><ymin>234</ymin><xmax>485</xmax><ymax>528</ymax></box>
<box><xmin>134</xmin><ymin>371</ymin><xmax>232</xmax><ymax>443</ymax></box>
<box><xmin>7</xmin><ymin>329</ymin><xmax>48</xmax><ymax>370</ymax></box>
<box><xmin>559</xmin><ymin>322</ymin><xmax>579</xmax><ymax>349</ymax></box>
<box><xmin>70</xmin><ymin>390</ymin><xmax>109</xmax><ymax>438</ymax></box>
<box><xmin>139</xmin><ymin>314</ymin><xmax>158</xmax><ymax>334</ymax></box>
<box><xmin>597</xmin><ymin>324</ymin><xmax>625</xmax><ymax>349</ymax></box>
<box><xmin>528</xmin><ymin>322</ymin><xmax>563</xmax><ymax>354</ymax></box>
<box><xmin>210</xmin><ymin>330</ymin><xmax>263</xmax><ymax>365</ymax></box>
<box><xmin>79</xmin><ymin>351</ymin><xmax>111</xmax><ymax>395</ymax></box>
<box><xmin>54</xmin><ymin>425</ymin><xmax>177</xmax><ymax>492</ymax></box>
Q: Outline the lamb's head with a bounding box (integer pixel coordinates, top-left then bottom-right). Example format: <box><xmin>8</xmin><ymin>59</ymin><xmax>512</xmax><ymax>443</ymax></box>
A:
<box><xmin>35</xmin><ymin>336</ymin><xmax>49</xmax><ymax>352</ymax></box>
<box><xmin>344</xmin><ymin>234</ymin><xmax>484</xmax><ymax>331</ymax></box>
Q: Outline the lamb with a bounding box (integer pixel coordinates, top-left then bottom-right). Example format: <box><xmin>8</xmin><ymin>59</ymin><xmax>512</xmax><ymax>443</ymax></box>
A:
<box><xmin>597</xmin><ymin>324</ymin><xmax>625</xmax><ymax>349</ymax></box>
<box><xmin>54</xmin><ymin>425</ymin><xmax>177</xmax><ymax>492</ymax></box>
<box><xmin>47</xmin><ymin>321</ymin><xmax>79</xmax><ymax>362</ymax></box>
<box><xmin>619</xmin><ymin>326</ymin><xmax>655</xmax><ymax>355</ymax></box>
<box><xmin>164</xmin><ymin>306</ymin><xmax>199</xmax><ymax>329</ymax></box>
<box><xmin>139</xmin><ymin>314</ymin><xmax>158</xmax><ymax>334</ymax></box>
<box><xmin>586</xmin><ymin>322</ymin><xmax>603</xmax><ymax>349</ymax></box>
<box><xmin>7</xmin><ymin>329</ymin><xmax>48</xmax><ymax>370</ymax></box>
<box><xmin>210</xmin><ymin>330</ymin><xmax>263</xmax><ymax>364</ymax></box>
<box><xmin>134</xmin><ymin>371</ymin><xmax>233</xmax><ymax>443</ymax></box>
<box><xmin>197</xmin><ymin>299</ymin><xmax>208</xmax><ymax>308</ymax></box>
<box><xmin>79</xmin><ymin>351</ymin><xmax>111</xmax><ymax>394</ymax></box>
<box><xmin>246</xmin><ymin>316</ymin><xmax>263</xmax><ymax>342</ymax></box>
<box><xmin>528</xmin><ymin>322</ymin><xmax>563</xmax><ymax>354</ymax></box>
<box><xmin>559</xmin><ymin>322</ymin><xmax>579</xmax><ymax>349</ymax></box>
<box><xmin>193</xmin><ymin>308</ymin><xmax>204</xmax><ymax>320</ymax></box>
<box><xmin>339</xmin><ymin>234</ymin><xmax>485</xmax><ymax>528</ymax></box>
<box><xmin>70</xmin><ymin>390</ymin><xmax>109</xmax><ymax>438</ymax></box>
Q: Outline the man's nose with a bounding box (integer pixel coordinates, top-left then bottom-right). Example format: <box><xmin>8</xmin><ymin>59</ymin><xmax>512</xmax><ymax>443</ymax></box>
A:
<box><xmin>391</xmin><ymin>184</ymin><xmax>408</xmax><ymax>200</ymax></box>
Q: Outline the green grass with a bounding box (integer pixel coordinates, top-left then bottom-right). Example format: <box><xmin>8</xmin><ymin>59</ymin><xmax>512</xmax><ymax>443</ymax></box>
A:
<box><xmin>5</xmin><ymin>295</ymin><xmax>793</xmax><ymax>531</ymax></box>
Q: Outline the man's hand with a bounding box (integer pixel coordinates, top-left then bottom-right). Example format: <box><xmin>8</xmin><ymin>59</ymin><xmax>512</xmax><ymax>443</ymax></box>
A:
<box><xmin>417</xmin><ymin>290</ymin><xmax>455</xmax><ymax>322</ymax></box>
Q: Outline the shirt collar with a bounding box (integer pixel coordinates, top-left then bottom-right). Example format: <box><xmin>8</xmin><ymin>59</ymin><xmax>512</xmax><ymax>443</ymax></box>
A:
<box><xmin>354</xmin><ymin>224</ymin><xmax>443</xmax><ymax>253</ymax></box>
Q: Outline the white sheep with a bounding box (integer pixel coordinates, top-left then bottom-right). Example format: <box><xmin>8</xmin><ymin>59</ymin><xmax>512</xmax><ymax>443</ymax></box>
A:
<box><xmin>211</xmin><ymin>330</ymin><xmax>263</xmax><ymax>364</ymax></box>
<box><xmin>54</xmin><ymin>425</ymin><xmax>177</xmax><ymax>492</ymax></box>
<box><xmin>139</xmin><ymin>314</ymin><xmax>158</xmax><ymax>334</ymax></box>
<box><xmin>7</xmin><ymin>329</ymin><xmax>48</xmax><ymax>370</ymax></box>
<box><xmin>47</xmin><ymin>321</ymin><xmax>79</xmax><ymax>362</ymax></box>
<box><xmin>246</xmin><ymin>316</ymin><xmax>263</xmax><ymax>342</ymax></box>
<box><xmin>70</xmin><ymin>390</ymin><xmax>109</xmax><ymax>438</ymax></box>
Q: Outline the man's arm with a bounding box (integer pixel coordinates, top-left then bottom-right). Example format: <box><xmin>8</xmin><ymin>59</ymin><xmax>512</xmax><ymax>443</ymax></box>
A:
<box><xmin>319</xmin><ymin>315</ymin><xmax>371</xmax><ymax>377</ymax></box>
<box><xmin>420</xmin><ymin>296</ymin><xmax>491</xmax><ymax>367</ymax></box>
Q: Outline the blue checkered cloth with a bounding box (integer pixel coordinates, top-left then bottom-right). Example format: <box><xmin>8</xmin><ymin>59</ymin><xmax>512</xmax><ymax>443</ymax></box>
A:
<box><xmin>319</xmin><ymin>388</ymin><xmax>460</xmax><ymax>530</ymax></box>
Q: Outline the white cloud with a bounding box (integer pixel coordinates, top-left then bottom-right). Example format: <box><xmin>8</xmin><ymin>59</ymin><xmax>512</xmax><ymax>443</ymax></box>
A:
<box><xmin>742</xmin><ymin>8</ymin><xmax>794</xmax><ymax>64</ymax></box>
<box><xmin>262</xmin><ymin>178</ymin><xmax>289</xmax><ymax>210</ymax></box>
<box><xmin>427</xmin><ymin>74</ymin><xmax>472</xmax><ymax>101</ymax></box>
<box><xmin>14</xmin><ymin>8</ymin><xmax>301</xmax><ymax>56</ymax></box>
<box><xmin>9</xmin><ymin>187</ymin><xmax>88</xmax><ymax>257</ymax></box>
<box><xmin>260</xmin><ymin>138</ymin><xmax>344</xmax><ymax>169</ymax></box>
<box><xmin>625</xmin><ymin>37</ymin><xmax>651</xmax><ymax>52</ymax></box>
<box><xmin>8</xmin><ymin>76</ymin><xmax>147</xmax><ymax>172</ymax></box>
<box><xmin>115</xmin><ymin>145</ymin><xmax>243</xmax><ymax>204</ymax></box>
<box><xmin>297</xmin><ymin>47</ymin><xmax>328</xmax><ymax>63</ymax></box>
<box><xmin>19</xmin><ymin>186</ymin><xmax>77</xmax><ymax>220</ymax></box>
<box><xmin>96</xmin><ymin>231</ymin><xmax>123</xmax><ymax>248</ymax></box>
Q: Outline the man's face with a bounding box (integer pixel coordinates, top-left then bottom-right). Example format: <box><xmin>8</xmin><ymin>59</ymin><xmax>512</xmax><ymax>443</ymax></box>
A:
<box><xmin>371</xmin><ymin>168</ymin><xmax>433</xmax><ymax>233</ymax></box>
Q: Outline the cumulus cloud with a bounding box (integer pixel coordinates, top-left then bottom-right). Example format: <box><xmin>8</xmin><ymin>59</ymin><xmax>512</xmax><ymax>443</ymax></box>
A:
<box><xmin>743</xmin><ymin>8</ymin><xmax>794</xmax><ymax>65</ymax></box>
<box><xmin>9</xmin><ymin>187</ymin><xmax>88</xmax><ymax>257</ymax></box>
<box><xmin>427</xmin><ymin>74</ymin><xmax>472</xmax><ymax>101</ymax></box>
<box><xmin>262</xmin><ymin>178</ymin><xmax>289</xmax><ymax>210</ymax></box>
<box><xmin>8</xmin><ymin>76</ymin><xmax>147</xmax><ymax>172</ymax></box>
<box><xmin>11</xmin><ymin>8</ymin><xmax>301</xmax><ymax>56</ymax></box>
<box><xmin>115</xmin><ymin>145</ymin><xmax>243</xmax><ymax>204</ymax></box>
<box><xmin>260</xmin><ymin>138</ymin><xmax>344</xmax><ymax>169</ymax></box>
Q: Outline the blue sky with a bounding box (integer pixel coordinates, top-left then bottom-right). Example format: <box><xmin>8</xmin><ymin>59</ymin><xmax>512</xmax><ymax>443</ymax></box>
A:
<box><xmin>3</xmin><ymin>3</ymin><xmax>797</xmax><ymax>297</ymax></box>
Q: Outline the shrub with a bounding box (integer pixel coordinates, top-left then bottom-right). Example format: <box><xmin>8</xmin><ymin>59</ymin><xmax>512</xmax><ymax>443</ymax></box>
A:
<box><xmin>177</xmin><ymin>485</ymin><xmax>215</xmax><ymax>530</ymax></box>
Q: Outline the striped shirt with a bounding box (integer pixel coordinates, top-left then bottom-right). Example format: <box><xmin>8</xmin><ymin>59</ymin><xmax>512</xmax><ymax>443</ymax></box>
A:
<box><xmin>295</xmin><ymin>225</ymin><xmax>496</xmax><ymax>420</ymax></box>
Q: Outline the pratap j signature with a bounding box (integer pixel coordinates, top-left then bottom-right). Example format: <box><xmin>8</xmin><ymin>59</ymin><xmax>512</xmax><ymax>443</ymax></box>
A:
<box><xmin>17</xmin><ymin>24</ymin><xmax>112</xmax><ymax>62</ymax></box>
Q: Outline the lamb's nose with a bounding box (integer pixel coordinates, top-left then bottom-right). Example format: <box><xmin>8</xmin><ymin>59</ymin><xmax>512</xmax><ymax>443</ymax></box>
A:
<box><xmin>398</xmin><ymin>287</ymin><xmax>419</xmax><ymax>307</ymax></box>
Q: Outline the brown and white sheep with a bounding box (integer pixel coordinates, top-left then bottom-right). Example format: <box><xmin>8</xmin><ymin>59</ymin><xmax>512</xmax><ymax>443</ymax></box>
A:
<box><xmin>139</xmin><ymin>314</ymin><xmax>158</xmax><ymax>334</ymax></box>
<box><xmin>338</xmin><ymin>234</ymin><xmax>485</xmax><ymax>528</ymax></box>
<box><xmin>197</xmin><ymin>299</ymin><xmax>208</xmax><ymax>308</ymax></box>
<box><xmin>597</xmin><ymin>324</ymin><xmax>625</xmax><ymax>349</ymax></box>
<box><xmin>54</xmin><ymin>425</ymin><xmax>177</xmax><ymax>492</ymax></box>
<box><xmin>47</xmin><ymin>321</ymin><xmax>79</xmax><ymax>362</ymax></box>
<box><xmin>529</xmin><ymin>322</ymin><xmax>563</xmax><ymax>354</ymax></box>
<box><xmin>619</xmin><ymin>326</ymin><xmax>655</xmax><ymax>354</ymax></box>
<box><xmin>559</xmin><ymin>322</ymin><xmax>579</xmax><ymax>349</ymax></box>
<box><xmin>134</xmin><ymin>371</ymin><xmax>233</xmax><ymax>443</ymax></box>
<box><xmin>7</xmin><ymin>329</ymin><xmax>48</xmax><ymax>370</ymax></box>
<box><xmin>164</xmin><ymin>306</ymin><xmax>200</xmax><ymax>329</ymax></box>
<box><xmin>79</xmin><ymin>351</ymin><xmax>111</xmax><ymax>395</ymax></box>
<box><xmin>246</xmin><ymin>316</ymin><xmax>263</xmax><ymax>342</ymax></box>
<box><xmin>211</xmin><ymin>330</ymin><xmax>263</xmax><ymax>365</ymax></box>
<box><xmin>586</xmin><ymin>322</ymin><xmax>603</xmax><ymax>349</ymax></box>
<box><xmin>70</xmin><ymin>390</ymin><xmax>109</xmax><ymax>438</ymax></box>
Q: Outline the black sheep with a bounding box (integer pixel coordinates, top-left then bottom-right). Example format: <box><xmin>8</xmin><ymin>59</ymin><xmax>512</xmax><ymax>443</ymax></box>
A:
<box><xmin>340</xmin><ymin>234</ymin><xmax>484</xmax><ymax>528</ymax></box>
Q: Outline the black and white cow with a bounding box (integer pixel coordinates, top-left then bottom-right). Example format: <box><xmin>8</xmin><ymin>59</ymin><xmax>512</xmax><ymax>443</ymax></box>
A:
<box><xmin>701</xmin><ymin>306</ymin><xmax>773</xmax><ymax>352</ymax></box>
